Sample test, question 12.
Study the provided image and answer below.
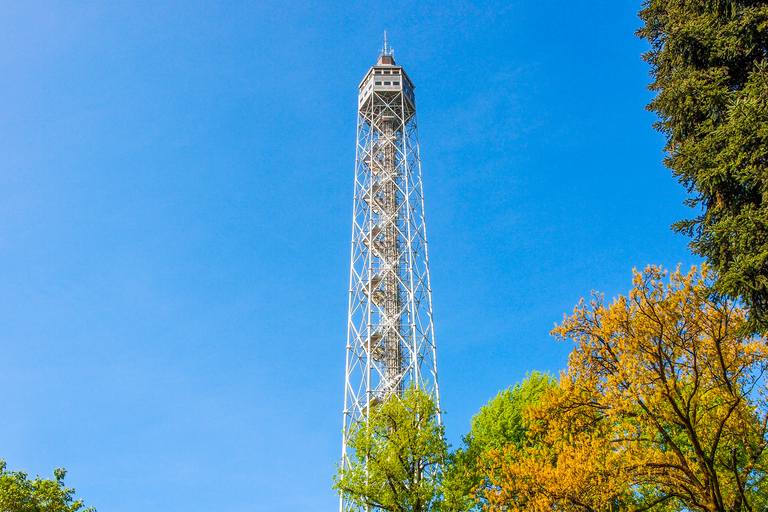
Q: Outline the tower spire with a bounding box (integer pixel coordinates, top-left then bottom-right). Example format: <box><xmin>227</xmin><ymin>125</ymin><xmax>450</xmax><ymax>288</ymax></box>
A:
<box><xmin>377</xmin><ymin>32</ymin><xmax>395</xmax><ymax>65</ymax></box>
<box><xmin>381</xmin><ymin>30</ymin><xmax>394</xmax><ymax>58</ymax></box>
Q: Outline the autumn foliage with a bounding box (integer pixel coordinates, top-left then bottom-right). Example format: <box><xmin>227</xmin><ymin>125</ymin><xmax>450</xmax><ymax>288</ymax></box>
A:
<box><xmin>477</xmin><ymin>266</ymin><xmax>768</xmax><ymax>512</ymax></box>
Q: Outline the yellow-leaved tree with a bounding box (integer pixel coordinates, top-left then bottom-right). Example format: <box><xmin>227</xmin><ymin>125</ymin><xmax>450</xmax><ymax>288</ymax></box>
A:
<box><xmin>480</xmin><ymin>266</ymin><xmax>768</xmax><ymax>512</ymax></box>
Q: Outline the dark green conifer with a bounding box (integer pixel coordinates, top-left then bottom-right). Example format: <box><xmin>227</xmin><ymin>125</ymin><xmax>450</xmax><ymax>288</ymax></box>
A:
<box><xmin>638</xmin><ymin>0</ymin><xmax>768</xmax><ymax>327</ymax></box>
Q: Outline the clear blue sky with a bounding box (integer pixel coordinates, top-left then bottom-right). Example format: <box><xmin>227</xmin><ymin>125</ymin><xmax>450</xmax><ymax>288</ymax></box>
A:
<box><xmin>0</xmin><ymin>1</ymin><xmax>698</xmax><ymax>510</ymax></box>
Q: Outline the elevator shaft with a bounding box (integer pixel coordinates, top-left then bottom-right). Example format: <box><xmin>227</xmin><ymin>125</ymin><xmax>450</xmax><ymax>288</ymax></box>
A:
<box><xmin>377</xmin><ymin>118</ymin><xmax>402</xmax><ymax>392</ymax></box>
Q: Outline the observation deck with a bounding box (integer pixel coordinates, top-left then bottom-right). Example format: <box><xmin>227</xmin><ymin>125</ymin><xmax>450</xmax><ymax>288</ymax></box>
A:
<box><xmin>357</xmin><ymin>54</ymin><xmax>416</xmax><ymax>110</ymax></box>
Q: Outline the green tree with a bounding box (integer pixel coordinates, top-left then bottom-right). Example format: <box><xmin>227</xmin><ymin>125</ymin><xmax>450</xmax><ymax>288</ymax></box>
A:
<box><xmin>637</xmin><ymin>0</ymin><xmax>768</xmax><ymax>327</ymax></box>
<box><xmin>334</xmin><ymin>387</ymin><xmax>447</xmax><ymax>512</ymax></box>
<box><xmin>442</xmin><ymin>372</ymin><xmax>555</xmax><ymax>511</ymax></box>
<box><xmin>0</xmin><ymin>460</ymin><xmax>95</xmax><ymax>512</ymax></box>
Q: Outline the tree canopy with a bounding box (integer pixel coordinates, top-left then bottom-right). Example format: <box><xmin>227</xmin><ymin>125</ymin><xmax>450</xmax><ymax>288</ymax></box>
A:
<box><xmin>442</xmin><ymin>372</ymin><xmax>555</xmax><ymax>512</ymax></box>
<box><xmin>480</xmin><ymin>266</ymin><xmax>768</xmax><ymax>512</ymax></box>
<box><xmin>0</xmin><ymin>460</ymin><xmax>95</xmax><ymax>512</ymax></box>
<box><xmin>637</xmin><ymin>0</ymin><xmax>768</xmax><ymax>327</ymax></box>
<box><xmin>334</xmin><ymin>387</ymin><xmax>446</xmax><ymax>512</ymax></box>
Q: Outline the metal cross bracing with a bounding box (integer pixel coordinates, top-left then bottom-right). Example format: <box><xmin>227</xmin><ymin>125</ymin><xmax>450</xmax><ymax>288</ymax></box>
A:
<box><xmin>341</xmin><ymin>47</ymin><xmax>440</xmax><ymax>512</ymax></box>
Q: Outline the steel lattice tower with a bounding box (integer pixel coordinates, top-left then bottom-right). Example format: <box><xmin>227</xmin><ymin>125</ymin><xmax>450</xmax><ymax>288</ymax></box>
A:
<box><xmin>341</xmin><ymin>40</ymin><xmax>440</xmax><ymax>512</ymax></box>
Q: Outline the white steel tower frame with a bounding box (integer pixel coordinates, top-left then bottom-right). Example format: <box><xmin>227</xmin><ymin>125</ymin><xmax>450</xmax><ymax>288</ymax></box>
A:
<box><xmin>341</xmin><ymin>45</ymin><xmax>440</xmax><ymax>512</ymax></box>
